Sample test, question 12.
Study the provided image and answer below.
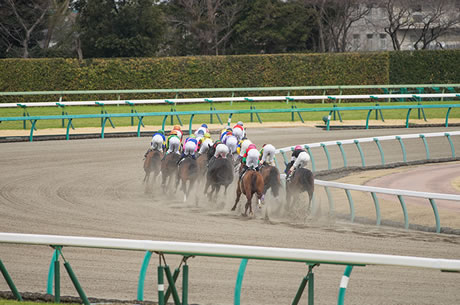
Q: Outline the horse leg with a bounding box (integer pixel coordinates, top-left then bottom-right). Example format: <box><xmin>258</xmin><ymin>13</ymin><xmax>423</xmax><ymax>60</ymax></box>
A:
<box><xmin>231</xmin><ymin>181</ymin><xmax>242</xmax><ymax>211</ymax></box>
<box><xmin>245</xmin><ymin>195</ymin><xmax>253</xmax><ymax>217</ymax></box>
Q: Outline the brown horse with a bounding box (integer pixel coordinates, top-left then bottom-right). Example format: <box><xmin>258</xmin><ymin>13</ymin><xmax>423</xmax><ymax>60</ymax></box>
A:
<box><xmin>196</xmin><ymin>153</ymin><xmax>208</xmax><ymax>183</ymax></box>
<box><xmin>231</xmin><ymin>169</ymin><xmax>264</xmax><ymax>217</ymax></box>
<box><xmin>285</xmin><ymin>167</ymin><xmax>314</xmax><ymax>213</ymax></box>
<box><xmin>143</xmin><ymin>150</ymin><xmax>163</xmax><ymax>184</ymax></box>
<box><xmin>259</xmin><ymin>164</ymin><xmax>281</xmax><ymax>198</ymax></box>
<box><xmin>160</xmin><ymin>152</ymin><xmax>180</xmax><ymax>192</ymax></box>
<box><xmin>176</xmin><ymin>156</ymin><xmax>198</xmax><ymax>202</ymax></box>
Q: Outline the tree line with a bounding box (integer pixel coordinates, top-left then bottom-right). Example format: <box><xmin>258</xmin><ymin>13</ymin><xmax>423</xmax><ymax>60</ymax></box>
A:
<box><xmin>1</xmin><ymin>0</ymin><xmax>459</xmax><ymax>59</ymax></box>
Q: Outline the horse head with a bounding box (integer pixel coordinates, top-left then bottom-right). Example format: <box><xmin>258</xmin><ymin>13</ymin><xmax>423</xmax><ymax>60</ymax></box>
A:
<box><xmin>207</xmin><ymin>143</ymin><xmax>216</xmax><ymax>161</ymax></box>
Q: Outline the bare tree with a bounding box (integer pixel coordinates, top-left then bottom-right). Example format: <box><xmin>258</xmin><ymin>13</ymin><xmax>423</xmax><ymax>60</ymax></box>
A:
<box><xmin>176</xmin><ymin>0</ymin><xmax>245</xmax><ymax>55</ymax></box>
<box><xmin>411</xmin><ymin>0</ymin><xmax>460</xmax><ymax>50</ymax></box>
<box><xmin>382</xmin><ymin>0</ymin><xmax>414</xmax><ymax>50</ymax></box>
<box><xmin>43</xmin><ymin>0</ymin><xmax>71</xmax><ymax>50</ymax></box>
<box><xmin>320</xmin><ymin>0</ymin><xmax>371</xmax><ymax>52</ymax></box>
<box><xmin>1</xmin><ymin>0</ymin><xmax>50</xmax><ymax>58</ymax></box>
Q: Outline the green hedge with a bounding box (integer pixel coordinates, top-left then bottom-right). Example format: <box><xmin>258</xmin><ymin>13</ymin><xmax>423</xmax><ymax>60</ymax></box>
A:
<box><xmin>0</xmin><ymin>53</ymin><xmax>389</xmax><ymax>102</ymax></box>
<box><xmin>389</xmin><ymin>50</ymin><xmax>460</xmax><ymax>84</ymax></box>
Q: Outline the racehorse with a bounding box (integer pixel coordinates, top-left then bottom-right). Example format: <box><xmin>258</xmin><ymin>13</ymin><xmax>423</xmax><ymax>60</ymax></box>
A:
<box><xmin>143</xmin><ymin>150</ymin><xmax>163</xmax><ymax>184</ymax></box>
<box><xmin>259</xmin><ymin>163</ymin><xmax>281</xmax><ymax>198</ymax></box>
<box><xmin>176</xmin><ymin>156</ymin><xmax>198</xmax><ymax>202</ymax></box>
<box><xmin>285</xmin><ymin>167</ymin><xmax>314</xmax><ymax>213</ymax></box>
<box><xmin>196</xmin><ymin>153</ymin><xmax>208</xmax><ymax>183</ymax></box>
<box><xmin>204</xmin><ymin>144</ymin><xmax>234</xmax><ymax>200</ymax></box>
<box><xmin>160</xmin><ymin>153</ymin><xmax>180</xmax><ymax>192</ymax></box>
<box><xmin>231</xmin><ymin>169</ymin><xmax>264</xmax><ymax>217</ymax></box>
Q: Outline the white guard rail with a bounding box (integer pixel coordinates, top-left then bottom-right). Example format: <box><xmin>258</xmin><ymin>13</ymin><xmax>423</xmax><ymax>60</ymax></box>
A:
<box><xmin>0</xmin><ymin>93</ymin><xmax>458</xmax><ymax>108</ymax></box>
<box><xmin>1</xmin><ymin>232</ymin><xmax>460</xmax><ymax>271</ymax></box>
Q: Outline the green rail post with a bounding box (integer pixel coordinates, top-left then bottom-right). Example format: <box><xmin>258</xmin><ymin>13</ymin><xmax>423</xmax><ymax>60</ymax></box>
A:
<box><xmin>29</xmin><ymin>119</ymin><xmax>37</xmax><ymax>142</ymax></box>
<box><xmin>95</xmin><ymin>102</ymin><xmax>115</xmax><ymax>128</ymax></box>
<box><xmin>161</xmin><ymin>115</ymin><xmax>168</xmax><ymax>130</ymax></box>
<box><xmin>291</xmin><ymin>274</ymin><xmax>308</xmax><ymax>305</ymax></box>
<box><xmin>137</xmin><ymin>116</ymin><xmax>144</xmax><ymax>137</ymax></box>
<box><xmin>373</xmin><ymin>138</ymin><xmax>385</xmax><ymax>165</ymax></box>
<box><xmin>354</xmin><ymin>140</ymin><xmax>366</xmax><ymax>167</ymax></box>
<box><xmin>0</xmin><ymin>259</ymin><xmax>23</xmax><ymax>301</ymax></box>
<box><xmin>415</xmin><ymin>101</ymin><xmax>427</xmax><ymax>121</ymax></box>
<box><xmin>326</xmin><ymin>111</ymin><xmax>333</xmax><ymax>131</ymax></box>
<box><xmin>165</xmin><ymin>100</ymin><xmax>183</xmax><ymax>126</ymax></box>
<box><xmin>397</xmin><ymin>195</ymin><xmax>409</xmax><ymax>230</ymax></box>
<box><xmin>182</xmin><ymin>263</ymin><xmax>189</xmax><ymax>305</ymax></box>
<box><xmin>205</xmin><ymin>99</ymin><xmax>223</xmax><ymax>125</ymax></box>
<box><xmin>47</xmin><ymin>249</ymin><xmax>58</xmax><ymax>294</ymax></box>
<box><xmin>370</xmin><ymin>192</ymin><xmax>381</xmax><ymax>226</ymax></box>
<box><xmin>126</xmin><ymin>101</ymin><xmax>144</xmax><ymax>128</ymax></box>
<box><xmin>54</xmin><ymin>248</ymin><xmax>61</xmax><ymax>303</ymax></box>
<box><xmin>304</xmin><ymin>145</ymin><xmax>315</xmax><ymax>172</ymax></box>
<box><xmin>234</xmin><ymin>259</ymin><xmax>248</xmax><ymax>305</ymax></box>
<box><xmin>419</xmin><ymin>134</ymin><xmax>430</xmax><ymax>160</ymax></box>
<box><xmin>189</xmin><ymin>114</ymin><xmax>195</xmax><ymax>136</ymax></box>
<box><xmin>164</xmin><ymin>265</ymin><xmax>181</xmax><ymax>305</ymax></box>
<box><xmin>158</xmin><ymin>264</ymin><xmax>165</xmax><ymax>305</ymax></box>
<box><xmin>280</xmin><ymin>150</ymin><xmax>289</xmax><ymax>168</ymax></box>
<box><xmin>405</xmin><ymin>108</ymin><xmax>412</xmax><ymax>128</ymax></box>
<box><xmin>445</xmin><ymin>107</ymin><xmax>452</xmax><ymax>127</ymax></box>
<box><xmin>56</xmin><ymin>102</ymin><xmax>75</xmax><ymax>129</ymax></box>
<box><xmin>17</xmin><ymin>103</ymin><xmax>36</xmax><ymax>130</ymax></box>
<box><xmin>396</xmin><ymin>136</ymin><xmax>407</xmax><ymax>162</ymax></box>
<box><xmin>320</xmin><ymin>143</ymin><xmax>332</xmax><ymax>170</ymax></box>
<box><xmin>344</xmin><ymin>189</ymin><xmax>355</xmax><ymax>222</ymax></box>
<box><xmin>429</xmin><ymin>199</ymin><xmax>441</xmax><ymax>233</ymax></box>
<box><xmin>336</xmin><ymin>142</ymin><xmax>347</xmax><ymax>168</ymax></box>
<box><xmin>445</xmin><ymin>133</ymin><xmax>456</xmax><ymax>158</ymax></box>
<box><xmin>66</xmin><ymin>118</ymin><xmax>74</xmax><ymax>140</ymax></box>
<box><xmin>137</xmin><ymin>251</ymin><xmax>152</xmax><ymax>301</ymax></box>
<box><xmin>164</xmin><ymin>267</ymin><xmax>180</xmax><ymax>304</ymax></box>
<box><xmin>64</xmin><ymin>261</ymin><xmax>90</xmax><ymax>305</ymax></box>
<box><xmin>337</xmin><ymin>265</ymin><xmax>353</xmax><ymax>305</ymax></box>
<box><xmin>307</xmin><ymin>264</ymin><xmax>315</xmax><ymax>305</ymax></box>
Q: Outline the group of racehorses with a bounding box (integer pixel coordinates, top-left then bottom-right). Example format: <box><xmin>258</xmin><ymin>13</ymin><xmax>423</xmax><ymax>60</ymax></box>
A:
<box><xmin>143</xmin><ymin>135</ymin><xmax>314</xmax><ymax>218</ymax></box>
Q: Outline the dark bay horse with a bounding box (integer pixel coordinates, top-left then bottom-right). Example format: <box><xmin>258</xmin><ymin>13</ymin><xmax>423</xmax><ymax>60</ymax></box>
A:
<box><xmin>143</xmin><ymin>150</ymin><xmax>163</xmax><ymax>184</ymax></box>
<box><xmin>196</xmin><ymin>153</ymin><xmax>208</xmax><ymax>183</ymax></box>
<box><xmin>176</xmin><ymin>156</ymin><xmax>198</xmax><ymax>202</ymax></box>
<box><xmin>160</xmin><ymin>153</ymin><xmax>180</xmax><ymax>192</ymax></box>
<box><xmin>260</xmin><ymin>164</ymin><xmax>281</xmax><ymax>198</ymax></box>
<box><xmin>204</xmin><ymin>144</ymin><xmax>234</xmax><ymax>200</ymax></box>
<box><xmin>285</xmin><ymin>167</ymin><xmax>315</xmax><ymax>213</ymax></box>
<box><xmin>232</xmin><ymin>169</ymin><xmax>264</xmax><ymax>217</ymax></box>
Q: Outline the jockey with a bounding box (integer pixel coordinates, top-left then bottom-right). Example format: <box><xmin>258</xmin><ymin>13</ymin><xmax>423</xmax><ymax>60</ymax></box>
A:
<box><xmin>195</xmin><ymin>129</ymin><xmax>205</xmax><ymax>141</ymax></box>
<box><xmin>286</xmin><ymin>145</ymin><xmax>311</xmax><ymax>181</ymax></box>
<box><xmin>260</xmin><ymin>144</ymin><xmax>276</xmax><ymax>166</ymax></box>
<box><xmin>194</xmin><ymin>123</ymin><xmax>209</xmax><ymax>138</ymax></box>
<box><xmin>239</xmin><ymin>143</ymin><xmax>259</xmax><ymax>180</ymax></box>
<box><xmin>165</xmin><ymin>130</ymin><xmax>181</xmax><ymax>155</ymax></box>
<box><xmin>233</xmin><ymin>121</ymin><xmax>245</xmax><ymax>141</ymax></box>
<box><xmin>220</xmin><ymin>127</ymin><xmax>232</xmax><ymax>142</ymax></box>
<box><xmin>214</xmin><ymin>142</ymin><xmax>230</xmax><ymax>159</ymax></box>
<box><xmin>173</xmin><ymin>125</ymin><xmax>183</xmax><ymax>141</ymax></box>
<box><xmin>177</xmin><ymin>134</ymin><xmax>198</xmax><ymax>164</ymax></box>
<box><xmin>198</xmin><ymin>132</ymin><xmax>213</xmax><ymax>155</ymax></box>
<box><xmin>237</xmin><ymin>138</ymin><xmax>253</xmax><ymax>158</ymax></box>
<box><xmin>150</xmin><ymin>129</ymin><xmax>165</xmax><ymax>152</ymax></box>
<box><xmin>224</xmin><ymin>132</ymin><xmax>238</xmax><ymax>155</ymax></box>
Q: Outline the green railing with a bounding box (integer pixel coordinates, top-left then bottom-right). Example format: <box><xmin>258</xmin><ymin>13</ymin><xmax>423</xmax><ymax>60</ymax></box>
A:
<box><xmin>1</xmin><ymin>104</ymin><xmax>460</xmax><ymax>142</ymax></box>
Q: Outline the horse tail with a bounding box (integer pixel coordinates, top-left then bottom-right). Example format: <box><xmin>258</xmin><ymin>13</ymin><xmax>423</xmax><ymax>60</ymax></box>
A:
<box><xmin>299</xmin><ymin>168</ymin><xmax>315</xmax><ymax>196</ymax></box>
<box><xmin>265</xmin><ymin>167</ymin><xmax>280</xmax><ymax>197</ymax></box>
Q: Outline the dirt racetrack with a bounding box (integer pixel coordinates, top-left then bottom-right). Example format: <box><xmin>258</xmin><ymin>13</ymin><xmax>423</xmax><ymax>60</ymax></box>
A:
<box><xmin>1</xmin><ymin>125</ymin><xmax>460</xmax><ymax>305</ymax></box>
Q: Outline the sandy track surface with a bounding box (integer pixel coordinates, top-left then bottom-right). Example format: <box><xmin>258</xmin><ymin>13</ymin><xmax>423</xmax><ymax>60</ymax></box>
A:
<box><xmin>1</xmin><ymin>126</ymin><xmax>460</xmax><ymax>305</ymax></box>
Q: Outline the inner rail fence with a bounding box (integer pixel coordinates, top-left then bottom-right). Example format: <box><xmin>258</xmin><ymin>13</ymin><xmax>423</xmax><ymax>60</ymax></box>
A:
<box><xmin>1</xmin><ymin>233</ymin><xmax>460</xmax><ymax>305</ymax></box>
<box><xmin>275</xmin><ymin>131</ymin><xmax>460</xmax><ymax>233</ymax></box>
<box><xmin>2</xmin><ymin>104</ymin><xmax>460</xmax><ymax>141</ymax></box>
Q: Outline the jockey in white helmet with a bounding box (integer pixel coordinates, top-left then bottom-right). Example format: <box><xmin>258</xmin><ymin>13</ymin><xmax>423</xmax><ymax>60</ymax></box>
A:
<box><xmin>260</xmin><ymin>144</ymin><xmax>276</xmax><ymax>166</ymax></box>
